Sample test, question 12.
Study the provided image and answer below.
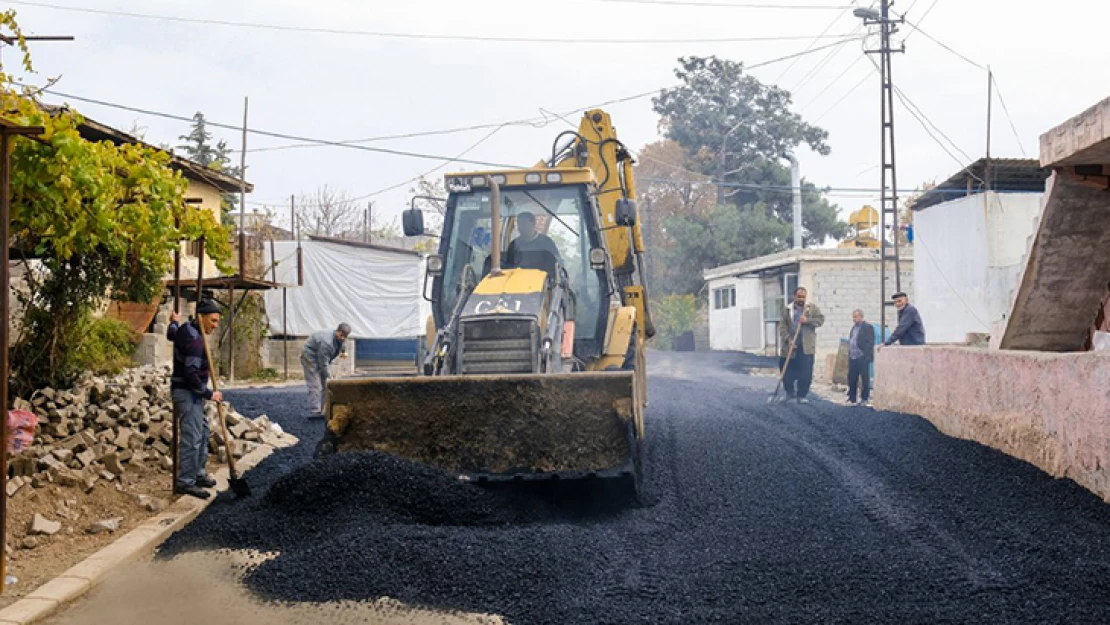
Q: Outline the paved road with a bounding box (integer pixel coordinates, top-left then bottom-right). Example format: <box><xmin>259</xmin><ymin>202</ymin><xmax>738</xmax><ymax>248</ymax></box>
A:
<box><xmin>49</xmin><ymin>351</ymin><xmax>1110</xmax><ymax>624</ymax></box>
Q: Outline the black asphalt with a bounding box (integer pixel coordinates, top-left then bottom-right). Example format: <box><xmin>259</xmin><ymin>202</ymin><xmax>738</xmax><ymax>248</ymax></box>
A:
<box><xmin>159</xmin><ymin>351</ymin><xmax>1110</xmax><ymax>625</ymax></box>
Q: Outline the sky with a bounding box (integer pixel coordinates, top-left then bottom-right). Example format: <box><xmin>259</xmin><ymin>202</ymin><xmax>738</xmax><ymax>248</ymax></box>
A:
<box><xmin>6</xmin><ymin>0</ymin><xmax>1110</xmax><ymax>231</ymax></box>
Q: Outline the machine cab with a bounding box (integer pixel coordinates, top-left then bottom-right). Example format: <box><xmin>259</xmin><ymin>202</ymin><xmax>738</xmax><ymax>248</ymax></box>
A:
<box><xmin>431</xmin><ymin>170</ymin><xmax>613</xmax><ymax>359</ymax></box>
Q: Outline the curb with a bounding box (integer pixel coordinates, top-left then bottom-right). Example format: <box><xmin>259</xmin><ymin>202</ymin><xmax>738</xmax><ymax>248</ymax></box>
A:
<box><xmin>0</xmin><ymin>438</ymin><xmax>292</xmax><ymax>625</ymax></box>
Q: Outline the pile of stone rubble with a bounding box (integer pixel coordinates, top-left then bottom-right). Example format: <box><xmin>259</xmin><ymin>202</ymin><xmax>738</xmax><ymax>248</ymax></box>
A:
<box><xmin>8</xmin><ymin>365</ymin><xmax>287</xmax><ymax>499</ymax></box>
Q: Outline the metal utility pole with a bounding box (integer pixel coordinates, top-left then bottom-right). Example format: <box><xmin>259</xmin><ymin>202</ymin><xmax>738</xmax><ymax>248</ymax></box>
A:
<box><xmin>785</xmin><ymin>153</ymin><xmax>802</xmax><ymax>249</ymax></box>
<box><xmin>860</xmin><ymin>1</ymin><xmax>904</xmax><ymax>336</ymax></box>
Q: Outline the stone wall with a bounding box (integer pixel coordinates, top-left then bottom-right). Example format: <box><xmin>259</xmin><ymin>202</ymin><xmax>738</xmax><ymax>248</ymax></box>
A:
<box><xmin>802</xmin><ymin>259</ymin><xmax>913</xmax><ymax>379</ymax></box>
<box><xmin>874</xmin><ymin>345</ymin><xmax>1110</xmax><ymax>502</ymax></box>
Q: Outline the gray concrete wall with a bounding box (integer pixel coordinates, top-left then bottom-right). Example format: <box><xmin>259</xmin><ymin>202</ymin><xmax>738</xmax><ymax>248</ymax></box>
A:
<box><xmin>802</xmin><ymin>258</ymin><xmax>914</xmax><ymax>379</ymax></box>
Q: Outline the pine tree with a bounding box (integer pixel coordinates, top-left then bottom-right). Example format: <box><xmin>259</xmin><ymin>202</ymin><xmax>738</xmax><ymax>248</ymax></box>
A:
<box><xmin>178</xmin><ymin>112</ymin><xmax>243</xmax><ymax>224</ymax></box>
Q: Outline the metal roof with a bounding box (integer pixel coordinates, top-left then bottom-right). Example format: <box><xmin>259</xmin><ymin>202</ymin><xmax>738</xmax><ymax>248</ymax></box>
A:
<box><xmin>911</xmin><ymin>158</ymin><xmax>1049</xmax><ymax>211</ymax></box>
<box><xmin>306</xmin><ymin>234</ymin><xmax>423</xmax><ymax>257</ymax></box>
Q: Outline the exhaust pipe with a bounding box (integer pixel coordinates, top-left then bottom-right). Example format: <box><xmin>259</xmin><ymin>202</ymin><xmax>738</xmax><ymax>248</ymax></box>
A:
<box><xmin>489</xmin><ymin>176</ymin><xmax>503</xmax><ymax>277</ymax></box>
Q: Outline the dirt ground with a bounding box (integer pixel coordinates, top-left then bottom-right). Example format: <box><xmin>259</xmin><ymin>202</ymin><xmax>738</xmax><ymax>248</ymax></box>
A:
<box><xmin>2</xmin><ymin>461</ymin><xmax>186</xmax><ymax>608</ymax></box>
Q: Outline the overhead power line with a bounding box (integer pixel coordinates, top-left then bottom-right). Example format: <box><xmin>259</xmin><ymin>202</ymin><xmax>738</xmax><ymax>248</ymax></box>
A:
<box><xmin>990</xmin><ymin>73</ymin><xmax>1027</xmax><ymax>157</ymax></box>
<box><xmin>33</xmin><ymin>86</ymin><xmax>518</xmax><ymax>169</ymax></box>
<box><xmin>8</xmin><ymin>1</ymin><xmax>856</xmax><ymax>44</ymax></box>
<box><xmin>203</xmin><ymin>37</ymin><xmax>867</xmax><ymax>156</ymax></box>
<box><xmin>772</xmin><ymin>4</ymin><xmax>854</xmax><ymax>84</ymax></box>
<box><xmin>812</xmin><ymin>68</ymin><xmax>870</xmax><ymax>123</ymax></box>
<box><xmin>903</xmin><ymin>18</ymin><xmax>984</xmax><ymax>70</ymax></box>
<box><xmin>598</xmin><ymin>0</ymin><xmax>852</xmax><ymax>9</ymax></box>
<box><xmin>21</xmin><ymin>34</ymin><xmax>861</xmax><ymax>207</ymax></box>
<box><xmin>798</xmin><ymin>53</ymin><xmax>865</xmax><ymax>111</ymax></box>
<box><xmin>637</xmin><ymin>174</ymin><xmax>1036</xmax><ymax>197</ymax></box>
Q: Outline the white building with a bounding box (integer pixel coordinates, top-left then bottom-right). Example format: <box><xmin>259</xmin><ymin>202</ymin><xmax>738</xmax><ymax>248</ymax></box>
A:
<box><xmin>704</xmin><ymin>248</ymin><xmax>913</xmax><ymax>378</ymax></box>
<box><xmin>910</xmin><ymin>158</ymin><xmax>1048</xmax><ymax>344</ymax></box>
<box><xmin>263</xmin><ymin>236</ymin><xmax>430</xmax><ymax>374</ymax></box>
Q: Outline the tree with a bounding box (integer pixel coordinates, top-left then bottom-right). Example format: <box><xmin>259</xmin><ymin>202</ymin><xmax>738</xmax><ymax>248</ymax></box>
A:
<box><xmin>633</xmin><ymin>140</ymin><xmax>715</xmax><ymax>295</ymax></box>
<box><xmin>643</xmin><ymin>56</ymin><xmax>848</xmax><ymax>295</ymax></box>
<box><xmin>409</xmin><ymin>175</ymin><xmax>447</xmax><ymax>236</ymax></box>
<box><xmin>177</xmin><ymin>112</ymin><xmax>242</xmax><ymax>223</ymax></box>
<box><xmin>296</xmin><ymin>185</ymin><xmax>362</xmax><ymax>238</ymax></box>
<box><xmin>1</xmin><ymin>23</ymin><xmax>230</xmax><ymax>393</ymax></box>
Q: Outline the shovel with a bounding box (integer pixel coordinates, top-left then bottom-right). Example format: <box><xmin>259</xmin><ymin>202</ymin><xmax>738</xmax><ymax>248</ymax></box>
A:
<box><xmin>769</xmin><ymin>304</ymin><xmax>808</xmax><ymax>404</ymax></box>
<box><xmin>201</xmin><ymin>333</ymin><xmax>252</xmax><ymax>498</ymax></box>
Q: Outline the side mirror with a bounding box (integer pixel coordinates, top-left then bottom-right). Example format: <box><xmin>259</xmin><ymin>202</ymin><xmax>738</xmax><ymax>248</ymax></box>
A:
<box><xmin>615</xmin><ymin>198</ymin><xmax>637</xmax><ymax>226</ymax></box>
<box><xmin>403</xmin><ymin>209</ymin><xmax>425</xmax><ymax>236</ymax></box>
<box><xmin>589</xmin><ymin>247</ymin><xmax>607</xmax><ymax>270</ymax></box>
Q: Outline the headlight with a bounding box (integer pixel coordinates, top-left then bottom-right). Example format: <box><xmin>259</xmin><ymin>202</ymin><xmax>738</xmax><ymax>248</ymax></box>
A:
<box><xmin>469</xmin><ymin>176</ymin><xmax>488</xmax><ymax>187</ymax></box>
<box><xmin>524</xmin><ymin>173</ymin><xmax>542</xmax><ymax>184</ymax></box>
<box><xmin>589</xmin><ymin>247</ymin><xmax>607</xmax><ymax>268</ymax></box>
<box><xmin>427</xmin><ymin>254</ymin><xmax>444</xmax><ymax>275</ymax></box>
<box><xmin>490</xmin><ymin>174</ymin><xmax>507</xmax><ymax>185</ymax></box>
<box><xmin>545</xmin><ymin>172</ymin><xmax>562</xmax><ymax>183</ymax></box>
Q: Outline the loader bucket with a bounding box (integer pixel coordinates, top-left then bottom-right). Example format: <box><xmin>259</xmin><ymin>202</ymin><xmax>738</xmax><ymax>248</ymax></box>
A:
<box><xmin>324</xmin><ymin>372</ymin><xmax>639</xmax><ymax>478</ymax></box>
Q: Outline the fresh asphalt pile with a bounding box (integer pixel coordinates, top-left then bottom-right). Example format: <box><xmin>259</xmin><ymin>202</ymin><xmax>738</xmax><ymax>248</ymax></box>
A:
<box><xmin>159</xmin><ymin>353</ymin><xmax>1110</xmax><ymax>625</ymax></box>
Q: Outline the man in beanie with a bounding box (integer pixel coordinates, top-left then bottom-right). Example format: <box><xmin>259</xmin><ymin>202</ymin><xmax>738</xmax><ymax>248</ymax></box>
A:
<box><xmin>301</xmin><ymin>323</ymin><xmax>351</xmax><ymax>420</ymax></box>
<box><xmin>170</xmin><ymin>299</ymin><xmax>223</xmax><ymax>499</ymax></box>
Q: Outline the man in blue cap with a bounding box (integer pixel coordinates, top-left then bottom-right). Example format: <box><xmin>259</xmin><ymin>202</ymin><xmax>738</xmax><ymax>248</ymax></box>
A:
<box><xmin>169</xmin><ymin>299</ymin><xmax>223</xmax><ymax>499</ymax></box>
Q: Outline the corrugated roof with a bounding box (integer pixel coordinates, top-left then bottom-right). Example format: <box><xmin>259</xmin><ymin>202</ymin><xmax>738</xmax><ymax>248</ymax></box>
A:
<box><xmin>912</xmin><ymin>158</ymin><xmax>1048</xmax><ymax>211</ymax></box>
<box><xmin>306</xmin><ymin>234</ymin><xmax>423</xmax><ymax>257</ymax></box>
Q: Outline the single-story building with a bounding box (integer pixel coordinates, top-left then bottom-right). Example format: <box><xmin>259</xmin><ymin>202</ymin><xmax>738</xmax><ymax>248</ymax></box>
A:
<box><xmin>704</xmin><ymin>248</ymin><xmax>913</xmax><ymax>378</ymax></box>
<box><xmin>262</xmin><ymin>236</ymin><xmax>429</xmax><ymax>375</ymax></box>
<box><xmin>910</xmin><ymin>158</ymin><xmax>1049</xmax><ymax>344</ymax></box>
<box><xmin>15</xmin><ymin>108</ymin><xmax>254</xmax><ymax>367</ymax></box>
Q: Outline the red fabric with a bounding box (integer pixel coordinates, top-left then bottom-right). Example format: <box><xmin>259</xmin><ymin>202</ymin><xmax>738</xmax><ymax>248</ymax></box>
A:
<box><xmin>7</xmin><ymin>409</ymin><xmax>37</xmax><ymax>453</ymax></box>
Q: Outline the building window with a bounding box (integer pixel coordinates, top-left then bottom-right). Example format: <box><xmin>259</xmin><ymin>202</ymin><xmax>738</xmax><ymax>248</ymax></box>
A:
<box><xmin>783</xmin><ymin>273</ymin><xmax>799</xmax><ymax>305</ymax></box>
<box><xmin>713</xmin><ymin>286</ymin><xmax>737</xmax><ymax>310</ymax></box>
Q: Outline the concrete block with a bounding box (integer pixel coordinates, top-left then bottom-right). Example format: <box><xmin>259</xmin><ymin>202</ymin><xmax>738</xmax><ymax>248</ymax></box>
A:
<box><xmin>25</xmin><ymin>576</ymin><xmax>90</xmax><ymax>606</ymax></box>
<box><xmin>0</xmin><ymin>597</ymin><xmax>60</xmax><ymax>625</ymax></box>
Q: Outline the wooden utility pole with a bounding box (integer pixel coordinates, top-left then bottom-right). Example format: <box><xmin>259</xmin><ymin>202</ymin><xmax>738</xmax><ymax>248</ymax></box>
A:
<box><xmin>0</xmin><ymin>120</ymin><xmax>44</xmax><ymax>595</ymax></box>
<box><xmin>230</xmin><ymin>97</ymin><xmax>249</xmax><ymax>382</ymax></box>
<box><xmin>985</xmin><ymin>66</ymin><xmax>993</xmax><ymax>193</ymax></box>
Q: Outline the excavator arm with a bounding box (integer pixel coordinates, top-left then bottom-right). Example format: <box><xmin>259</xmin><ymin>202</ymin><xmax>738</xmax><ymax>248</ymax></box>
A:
<box><xmin>548</xmin><ymin>109</ymin><xmax>655</xmax><ymax>339</ymax></box>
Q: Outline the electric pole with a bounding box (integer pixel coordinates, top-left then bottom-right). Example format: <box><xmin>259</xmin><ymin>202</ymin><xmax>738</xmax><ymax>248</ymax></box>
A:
<box><xmin>859</xmin><ymin>1</ymin><xmax>904</xmax><ymax>337</ymax></box>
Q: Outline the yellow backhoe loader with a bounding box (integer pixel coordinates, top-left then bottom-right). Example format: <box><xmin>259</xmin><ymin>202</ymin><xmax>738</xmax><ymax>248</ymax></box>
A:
<box><xmin>318</xmin><ymin>110</ymin><xmax>653</xmax><ymax>496</ymax></box>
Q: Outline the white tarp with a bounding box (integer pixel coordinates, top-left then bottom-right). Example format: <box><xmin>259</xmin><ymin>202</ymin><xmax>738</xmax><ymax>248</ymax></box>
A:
<box><xmin>264</xmin><ymin>240</ymin><xmax>428</xmax><ymax>339</ymax></box>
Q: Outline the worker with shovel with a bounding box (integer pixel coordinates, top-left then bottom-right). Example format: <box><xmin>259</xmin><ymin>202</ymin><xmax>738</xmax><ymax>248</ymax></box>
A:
<box><xmin>170</xmin><ymin>299</ymin><xmax>222</xmax><ymax>499</ymax></box>
<box><xmin>776</xmin><ymin>287</ymin><xmax>825</xmax><ymax>404</ymax></box>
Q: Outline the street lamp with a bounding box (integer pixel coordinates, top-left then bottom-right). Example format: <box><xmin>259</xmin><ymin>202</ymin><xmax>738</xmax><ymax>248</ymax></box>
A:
<box><xmin>853</xmin><ymin>7</ymin><xmax>881</xmax><ymax>20</ymax></box>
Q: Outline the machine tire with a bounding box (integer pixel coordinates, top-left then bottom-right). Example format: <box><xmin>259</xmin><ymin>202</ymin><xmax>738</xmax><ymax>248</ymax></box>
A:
<box><xmin>625</xmin><ymin>423</ymin><xmax>645</xmax><ymax>505</ymax></box>
<box><xmin>313</xmin><ymin>429</ymin><xmax>339</xmax><ymax>459</ymax></box>
<box><xmin>621</xmin><ymin>323</ymin><xmax>637</xmax><ymax>371</ymax></box>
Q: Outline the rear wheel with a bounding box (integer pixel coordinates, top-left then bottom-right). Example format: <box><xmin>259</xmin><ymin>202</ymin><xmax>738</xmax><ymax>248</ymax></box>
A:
<box><xmin>625</xmin><ymin>422</ymin><xmax>645</xmax><ymax>504</ymax></box>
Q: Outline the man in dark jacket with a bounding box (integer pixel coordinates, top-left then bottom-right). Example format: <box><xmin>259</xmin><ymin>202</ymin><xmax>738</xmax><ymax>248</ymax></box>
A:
<box><xmin>170</xmin><ymin>299</ymin><xmax>222</xmax><ymax>499</ymax></box>
<box><xmin>506</xmin><ymin>212</ymin><xmax>561</xmax><ymax>270</ymax></box>
<box><xmin>847</xmin><ymin>309</ymin><xmax>875</xmax><ymax>406</ymax></box>
<box><xmin>882</xmin><ymin>292</ymin><xmax>926</xmax><ymax>347</ymax></box>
